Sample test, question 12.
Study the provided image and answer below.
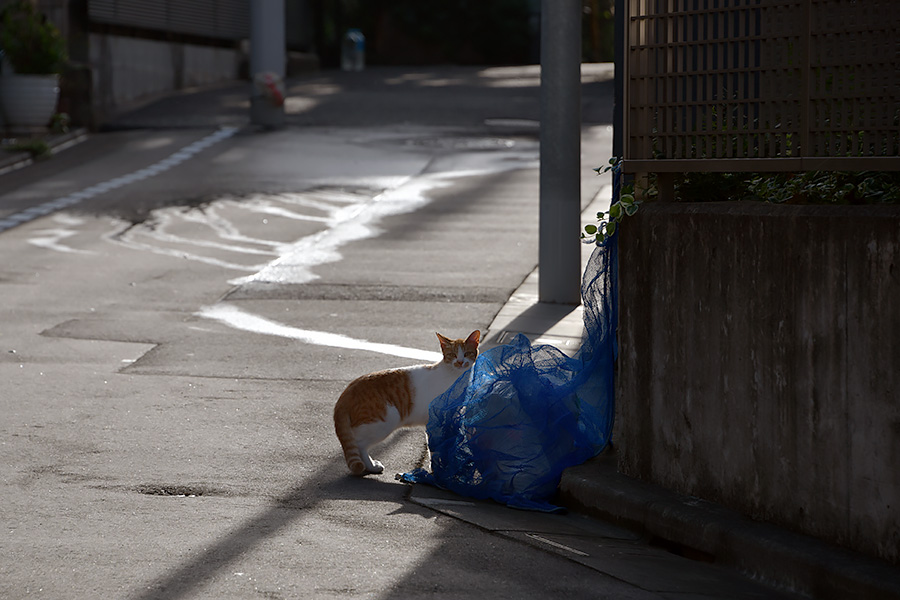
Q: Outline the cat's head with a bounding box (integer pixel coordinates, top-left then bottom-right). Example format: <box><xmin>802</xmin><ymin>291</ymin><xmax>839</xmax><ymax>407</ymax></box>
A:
<box><xmin>436</xmin><ymin>330</ymin><xmax>481</xmax><ymax>370</ymax></box>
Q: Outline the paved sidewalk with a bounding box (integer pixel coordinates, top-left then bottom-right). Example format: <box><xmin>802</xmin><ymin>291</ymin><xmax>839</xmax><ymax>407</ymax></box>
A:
<box><xmin>560</xmin><ymin>453</ymin><xmax>900</xmax><ymax>600</ymax></box>
<box><xmin>482</xmin><ymin>187</ymin><xmax>607</xmax><ymax>356</ymax></box>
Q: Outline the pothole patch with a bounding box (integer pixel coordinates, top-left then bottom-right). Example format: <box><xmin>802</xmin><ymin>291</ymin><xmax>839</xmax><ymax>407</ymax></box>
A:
<box><xmin>134</xmin><ymin>484</ymin><xmax>225</xmax><ymax>498</ymax></box>
<box><xmin>400</xmin><ymin>136</ymin><xmax>527</xmax><ymax>151</ymax></box>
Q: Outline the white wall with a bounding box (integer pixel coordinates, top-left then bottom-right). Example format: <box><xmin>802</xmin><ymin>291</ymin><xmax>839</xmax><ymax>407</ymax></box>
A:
<box><xmin>89</xmin><ymin>33</ymin><xmax>241</xmax><ymax>114</ymax></box>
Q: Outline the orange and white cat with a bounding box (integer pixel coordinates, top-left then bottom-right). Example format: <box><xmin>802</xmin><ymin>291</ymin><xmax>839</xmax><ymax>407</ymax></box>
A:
<box><xmin>334</xmin><ymin>330</ymin><xmax>481</xmax><ymax>476</ymax></box>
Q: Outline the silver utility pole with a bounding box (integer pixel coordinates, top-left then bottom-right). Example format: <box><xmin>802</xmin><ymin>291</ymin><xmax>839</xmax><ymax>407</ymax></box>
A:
<box><xmin>539</xmin><ymin>0</ymin><xmax>582</xmax><ymax>305</ymax></box>
<box><xmin>250</xmin><ymin>0</ymin><xmax>286</xmax><ymax>128</ymax></box>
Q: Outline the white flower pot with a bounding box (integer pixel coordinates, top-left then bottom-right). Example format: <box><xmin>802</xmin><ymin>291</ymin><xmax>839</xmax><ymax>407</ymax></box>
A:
<box><xmin>0</xmin><ymin>73</ymin><xmax>60</xmax><ymax>131</ymax></box>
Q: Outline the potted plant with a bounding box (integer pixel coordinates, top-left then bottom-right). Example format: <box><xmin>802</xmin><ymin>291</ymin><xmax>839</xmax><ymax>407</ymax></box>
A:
<box><xmin>0</xmin><ymin>0</ymin><xmax>67</xmax><ymax>132</ymax></box>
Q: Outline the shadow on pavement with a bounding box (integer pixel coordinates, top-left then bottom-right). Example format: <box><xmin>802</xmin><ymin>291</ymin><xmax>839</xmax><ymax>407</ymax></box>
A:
<box><xmin>102</xmin><ymin>65</ymin><xmax>614</xmax><ymax>132</ymax></box>
<box><xmin>129</xmin><ymin>448</ymin><xmax>425</xmax><ymax>599</ymax></box>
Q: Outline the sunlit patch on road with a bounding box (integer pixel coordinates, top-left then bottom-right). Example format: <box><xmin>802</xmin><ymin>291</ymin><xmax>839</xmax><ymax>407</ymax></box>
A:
<box><xmin>106</xmin><ymin>189</ymin><xmax>374</xmax><ymax>272</ymax></box>
<box><xmin>231</xmin><ymin>174</ymin><xmax>451</xmax><ymax>286</ymax></box>
<box><xmin>234</xmin><ymin>150</ymin><xmax>538</xmax><ymax>287</ymax></box>
<box><xmin>197</xmin><ymin>303</ymin><xmax>442</xmax><ymax>362</ymax></box>
<box><xmin>102</xmin><ymin>141</ymin><xmax>538</xmax><ymax>358</ymax></box>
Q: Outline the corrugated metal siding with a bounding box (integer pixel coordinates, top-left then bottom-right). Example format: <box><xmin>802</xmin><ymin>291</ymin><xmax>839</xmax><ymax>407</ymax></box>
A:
<box><xmin>88</xmin><ymin>0</ymin><xmax>249</xmax><ymax>41</ymax></box>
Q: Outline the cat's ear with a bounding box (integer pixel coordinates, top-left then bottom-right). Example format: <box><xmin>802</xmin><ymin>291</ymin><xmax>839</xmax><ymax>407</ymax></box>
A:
<box><xmin>466</xmin><ymin>330</ymin><xmax>481</xmax><ymax>347</ymax></box>
<box><xmin>436</xmin><ymin>332</ymin><xmax>452</xmax><ymax>350</ymax></box>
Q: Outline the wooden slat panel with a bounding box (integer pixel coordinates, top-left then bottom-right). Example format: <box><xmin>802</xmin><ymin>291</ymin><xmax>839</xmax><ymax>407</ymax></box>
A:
<box><xmin>624</xmin><ymin>0</ymin><xmax>900</xmax><ymax>171</ymax></box>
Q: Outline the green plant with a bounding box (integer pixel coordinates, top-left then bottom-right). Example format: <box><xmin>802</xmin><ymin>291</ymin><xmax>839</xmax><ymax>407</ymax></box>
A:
<box><xmin>49</xmin><ymin>112</ymin><xmax>70</xmax><ymax>134</ymax></box>
<box><xmin>745</xmin><ymin>171</ymin><xmax>900</xmax><ymax>205</ymax></box>
<box><xmin>583</xmin><ymin>158</ymin><xmax>642</xmax><ymax>243</ymax></box>
<box><xmin>0</xmin><ymin>0</ymin><xmax>67</xmax><ymax>74</ymax></box>
<box><xmin>655</xmin><ymin>170</ymin><xmax>900</xmax><ymax>204</ymax></box>
<box><xmin>3</xmin><ymin>137</ymin><xmax>51</xmax><ymax>159</ymax></box>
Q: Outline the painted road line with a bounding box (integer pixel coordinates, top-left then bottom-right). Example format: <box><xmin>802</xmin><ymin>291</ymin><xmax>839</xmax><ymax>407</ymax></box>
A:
<box><xmin>0</xmin><ymin>127</ymin><xmax>239</xmax><ymax>235</ymax></box>
<box><xmin>525</xmin><ymin>534</ymin><xmax>590</xmax><ymax>557</ymax></box>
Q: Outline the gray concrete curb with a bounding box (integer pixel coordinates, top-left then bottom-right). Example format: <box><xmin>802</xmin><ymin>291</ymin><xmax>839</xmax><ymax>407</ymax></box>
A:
<box><xmin>0</xmin><ymin>127</ymin><xmax>89</xmax><ymax>176</ymax></box>
<box><xmin>559</xmin><ymin>453</ymin><xmax>900</xmax><ymax>600</ymax></box>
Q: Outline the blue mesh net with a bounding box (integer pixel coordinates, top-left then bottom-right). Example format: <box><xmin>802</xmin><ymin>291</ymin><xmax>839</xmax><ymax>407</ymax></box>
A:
<box><xmin>399</xmin><ymin>232</ymin><xmax>618</xmax><ymax>512</ymax></box>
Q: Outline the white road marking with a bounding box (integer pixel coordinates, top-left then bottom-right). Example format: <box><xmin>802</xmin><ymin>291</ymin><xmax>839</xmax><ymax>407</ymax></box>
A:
<box><xmin>416</xmin><ymin>498</ymin><xmax>478</xmax><ymax>507</ymax></box>
<box><xmin>0</xmin><ymin>127</ymin><xmax>239</xmax><ymax>234</ymax></box>
<box><xmin>525</xmin><ymin>534</ymin><xmax>590</xmax><ymax>557</ymax></box>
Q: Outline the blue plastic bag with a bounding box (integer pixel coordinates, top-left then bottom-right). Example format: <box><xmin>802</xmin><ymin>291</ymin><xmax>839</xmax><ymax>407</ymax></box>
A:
<box><xmin>399</xmin><ymin>233</ymin><xmax>618</xmax><ymax>512</ymax></box>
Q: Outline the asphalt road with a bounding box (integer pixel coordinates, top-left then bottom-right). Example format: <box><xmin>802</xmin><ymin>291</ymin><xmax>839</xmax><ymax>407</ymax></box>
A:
<box><xmin>0</xmin><ymin>66</ymin><xmax>800</xmax><ymax>599</ymax></box>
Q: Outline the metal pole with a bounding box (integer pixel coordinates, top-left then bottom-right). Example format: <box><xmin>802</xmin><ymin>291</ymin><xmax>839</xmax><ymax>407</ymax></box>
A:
<box><xmin>250</xmin><ymin>0</ymin><xmax>285</xmax><ymax>128</ymax></box>
<box><xmin>539</xmin><ymin>0</ymin><xmax>582</xmax><ymax>305</ymax></box>
<box><xmin>613</xmin><ymin>0</ymin><xmax>625</xmax><ymax>160</ymax></box>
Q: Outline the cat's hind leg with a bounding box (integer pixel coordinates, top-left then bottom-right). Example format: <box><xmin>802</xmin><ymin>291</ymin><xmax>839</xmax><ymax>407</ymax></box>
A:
<box><xmin>352</xmin><ymin>407</ymin><xmax>401</xmax><ymax>475</ymax></box>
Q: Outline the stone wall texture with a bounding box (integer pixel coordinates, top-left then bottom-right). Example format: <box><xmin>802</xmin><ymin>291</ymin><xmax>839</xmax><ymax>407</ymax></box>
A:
<box><xmin>615</xmin><ymin>201</ymin><xmax>900</xmax><ymax>565</ymax></box>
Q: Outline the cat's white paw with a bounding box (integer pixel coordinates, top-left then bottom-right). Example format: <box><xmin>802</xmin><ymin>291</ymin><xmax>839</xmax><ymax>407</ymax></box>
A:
<box><xmin>367</xmin><ymin>460</ymin><xmax>385</xmax><ymax>475</ymax></box>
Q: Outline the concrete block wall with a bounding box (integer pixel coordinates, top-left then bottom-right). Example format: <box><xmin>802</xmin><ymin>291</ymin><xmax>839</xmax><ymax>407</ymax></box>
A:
<box><xmin>615</xmin><ymin>201</ymin><xmax>900</xmax><ymax>565</ymax></box>
<box><xmin>89</xmin><ymin>34</ymin><xmax>241</xmax><ymax>117</ymax></box>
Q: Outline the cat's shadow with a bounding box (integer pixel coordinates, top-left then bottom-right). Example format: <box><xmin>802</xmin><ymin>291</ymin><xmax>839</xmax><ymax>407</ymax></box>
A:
<box><xmin>318</xmin><ymin>428</ymin><xmax>432</xmax><ymax>506</ymax></box>
<box><xmin>345</xmin><ymin>473</ymin><xmax>440</xmax><ymax>519</ymax></box>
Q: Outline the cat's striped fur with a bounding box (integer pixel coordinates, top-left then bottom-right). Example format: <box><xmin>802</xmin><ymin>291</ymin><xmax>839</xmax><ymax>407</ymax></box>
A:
<box><xmin>334</xmin><ymin>330</ymin><xmax>481</xmax><ymax>475</ymax></box>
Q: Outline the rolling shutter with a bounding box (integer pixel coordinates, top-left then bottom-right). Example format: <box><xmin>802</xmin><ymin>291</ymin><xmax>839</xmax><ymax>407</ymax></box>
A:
<box><xmin>88</xmin><ymin>0</ymin><xmax>249</xmax><ymax>41</ymax></box>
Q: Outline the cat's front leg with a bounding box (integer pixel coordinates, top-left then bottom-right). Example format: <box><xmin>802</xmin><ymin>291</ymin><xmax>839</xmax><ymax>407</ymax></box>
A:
<box><xmin>361</xmin><ymin>451</ymin><xmax>385</xmax><ymax>475</ymax></box>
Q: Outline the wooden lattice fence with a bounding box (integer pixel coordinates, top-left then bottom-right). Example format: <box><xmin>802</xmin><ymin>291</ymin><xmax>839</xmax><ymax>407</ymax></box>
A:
<box><xmin>623</xmin><ymin>0</ymin><xmax>900</xmax><ymax>175</ymax></box>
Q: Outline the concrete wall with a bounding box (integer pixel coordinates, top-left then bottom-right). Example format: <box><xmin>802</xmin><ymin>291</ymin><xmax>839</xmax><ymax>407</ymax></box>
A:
<box><xmin>89</xmin><ymin>34</ymin><xmax>241</xmax><ymax>117</ymax></box>
<box><xmin>615</xmin><ymin>201</ymin><xmax>900</xmax><ymax>565</ymax></box>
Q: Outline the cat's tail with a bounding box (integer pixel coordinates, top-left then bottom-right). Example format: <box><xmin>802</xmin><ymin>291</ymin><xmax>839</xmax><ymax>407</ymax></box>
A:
<box><xmin>333</xmin><ymin>402</ymin><xmax>367</xmax><ymax>476</ymax></box>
